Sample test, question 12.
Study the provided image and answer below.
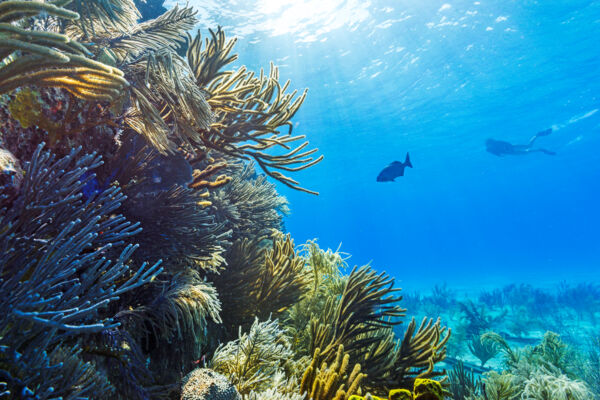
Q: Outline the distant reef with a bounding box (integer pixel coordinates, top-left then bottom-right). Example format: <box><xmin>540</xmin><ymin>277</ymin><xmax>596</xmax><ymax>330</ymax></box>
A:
<box><xmin>0</xmin><ymin>1</ymin><xmax>597</xmax><ymax>400</ymax></box>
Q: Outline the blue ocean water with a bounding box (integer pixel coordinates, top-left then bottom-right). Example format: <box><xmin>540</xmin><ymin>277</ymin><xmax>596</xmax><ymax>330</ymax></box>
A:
<box><xmin>179</xmin><ymin>0</ymin><xmax>600</xmax><ymax>291</ymax></box>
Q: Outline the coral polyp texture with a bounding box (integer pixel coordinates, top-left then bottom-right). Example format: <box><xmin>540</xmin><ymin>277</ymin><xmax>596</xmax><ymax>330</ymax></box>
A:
<box><xmin>0</xmin><ymin>1</ymin><xmax>456</xmax><ymax>399</ymax></box>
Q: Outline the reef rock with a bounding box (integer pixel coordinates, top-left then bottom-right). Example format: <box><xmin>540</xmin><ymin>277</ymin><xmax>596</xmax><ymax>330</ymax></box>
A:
<box><xmin>0</xmin><ymin>148</ymin><xmax>23</xmax><ymax>207</ymax></box>
<box><xmin>181</xmin><ymin>368</ymin><xmax>241</xmax><ymax>400</ymax></box>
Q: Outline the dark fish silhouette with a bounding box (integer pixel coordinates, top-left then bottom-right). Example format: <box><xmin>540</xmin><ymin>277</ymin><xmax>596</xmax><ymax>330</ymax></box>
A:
<box><xmin>376</xmin><ymin>153</ymin><xmax>412</xmax><ymax>182</ymax></box>
<box><xmin>486</xmin><ymin>128</ymin><xmax>556</xmax><ymax>156</ymax></box>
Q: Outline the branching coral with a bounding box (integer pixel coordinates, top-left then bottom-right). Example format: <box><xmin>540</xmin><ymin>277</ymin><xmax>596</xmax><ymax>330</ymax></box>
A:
<box><xmin>120</xmin><ymin>182</ymin><xmax>231</xmax><ymax>271</ymax></box>
<box><xmin>118</xmin><ymin>268</ymin><xmax>223</xmax><ymax>385</ymax></box>
<box><xmin>300</xmin><ymin>345</ymin><xmax>365</xmax><ymax>400</ymax></box>
<box><xmin>472</xmin><ymin>331</ymin><xmax>593</xmax><ymax>400</ymax></box>
<box><xmin>123</xmin><ymin>47</ymin><xmax>214</xmax><ymax>152</ymax></box>
<box><xmin>480</xmin><ymin>332</ymin><xmax>521</xmax><ymax>369</ymax></box>
<box><xmin>309</xmin><ymin>265</ymin><xmax>405</xmax><ymax>363</ymax></box>
<box><xmin>84</xmin><ymin>327</ymin><xmax>158</xmax><ymax>399</ymax></box>
<box><xmin>284</xmin><ymin>241</ymin><xmax>348</xmax><ymax>344</ymax></box>
<box><xmin>187</xmin><ymin>27</ymin><xmax>323</xmax><ymax>194</ymax></box>
<box><xmin>577</xmin><ymin>335</ymin><xmax>600</xmax><ymax>399</ymax></box>
<box><xmin>481</xmin><ymin>331</ymin><xmax>575</xmax><ymax>376</ymax></box>
<box><xmin>66</xmin><ymin>0</ymin><xmax>141</xmax><ymax>38</ymax></box>
<box><xmin>211</xmin><ymin>233</ymin><xmax>310</xmax><ymax>336</ymax></box>
<box><xmin>388</xmin><ymin>317</ymin><xmax>450</xmax><ymax>389</ymax></box>
<box><xmin>3</xmin><ymin>0</ymin><xmax>322</xmax><ymax>193</ymax></box>
<box><xmin>86</xmin><ymin>4</ymin><xmax>194</xmax><ymax>62</ymax></box>
<box><xmin>468</xmin><ymin>333</ymin><xmax>499</xmax><ymax>367</ymax></box>
<box><xmin>448</xmin><ymin>361</ymin><xmax>481</xmax><ymax>400</ymax></box>
<box><xmin>96</xmin><ymin>134</ymin><xmax>231</xmax><ymax>272</ymax></box>
<box><xmin>282</xmin><ymin>244</ymin><xmax>449</xmax><ymax>395</ymax></box>
<box><xmin>0</xmin><ymin>144</ymin><xmax>162</xmax><ymax>398</ymax></box>
<box><xmin>0</xmin><ymin>344</ymin><xmax>116</xmax><ymax>399</ymax></box>
<box><xmin>0</xmin><ymin>0</ymin><xmax>128</xmax><ymax>101</ymax></box>
<box><xmin>303</xmin><ymin>264</ymin><xmax>453</xmax><ymax>395</ymax></box>
<box><xmin>209</xmin><ymin>160</ymin><xmax>289</xmax><ymax>240</ymax></box>
<box><xmin>458</xmin><ymin>301</ymin><xmax>505</xmax><ymax>337</ymax></box>
<box><xmin>211</xmin><ymin>318</ymin><xmax>293</xmax><ymax>395</ymax></box>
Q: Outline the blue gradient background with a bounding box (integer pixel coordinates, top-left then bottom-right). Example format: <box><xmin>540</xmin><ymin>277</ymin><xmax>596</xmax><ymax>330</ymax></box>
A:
<box><xmin>181</xmin><ymin>0</ymin><xmax>600</xmax><ymax>290</ymax></box>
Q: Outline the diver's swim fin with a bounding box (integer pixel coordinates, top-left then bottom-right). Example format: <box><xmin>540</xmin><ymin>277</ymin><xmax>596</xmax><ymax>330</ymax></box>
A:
<box><xmin>404</xmin><ymin>152</ymin><xmax>413</xmax><ymax>168</ymax></box>
<box><xmin>537</xmin><ymin>128</ymin><xmax>552</xmax><ymax>137</ymax></box>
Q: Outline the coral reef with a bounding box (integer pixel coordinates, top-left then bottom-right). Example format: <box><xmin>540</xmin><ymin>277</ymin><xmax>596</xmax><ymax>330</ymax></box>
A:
<box><xmin>210</xmin><ymin>233</ymin><xmax>309</xmax><ymax>338</ymax></box>
<box><xmin>0</xmin><ymin>145</ymin><xmax>162</xmax><ymax>397</ymax></box>
<box><xmin>4</xmin><ymin>2</ymin><xmax>593</xmax><ymax>399</ymax></box>
<box><xmin>0</xmin><ymin>1</ymin><xmax>453</xmax><ymax>398</ymax></box>
<box><xmin>402</xmin><ymin>282</ymin><xmax>600</xmax><ymax>400</ymax></box>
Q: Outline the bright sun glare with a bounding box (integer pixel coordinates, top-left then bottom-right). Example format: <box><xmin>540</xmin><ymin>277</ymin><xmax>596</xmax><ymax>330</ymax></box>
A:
<box><xmin>254</xmin><ymin>0</ymin><xmax>371</xmax><ymax>40</ymax></box>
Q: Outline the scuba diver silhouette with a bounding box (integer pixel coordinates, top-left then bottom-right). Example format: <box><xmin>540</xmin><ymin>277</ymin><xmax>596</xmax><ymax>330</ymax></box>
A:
<box><xmin>486</xmin><ymin>128</ymin><xmax>556</xmax><ymax>156</ymax></box>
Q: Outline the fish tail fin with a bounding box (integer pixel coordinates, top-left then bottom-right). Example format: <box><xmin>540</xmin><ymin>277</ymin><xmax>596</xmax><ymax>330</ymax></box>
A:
<box><xmin>404</xmin><ymin>152</ymin><xmax>413</xmax><ymax>168</ymax></box>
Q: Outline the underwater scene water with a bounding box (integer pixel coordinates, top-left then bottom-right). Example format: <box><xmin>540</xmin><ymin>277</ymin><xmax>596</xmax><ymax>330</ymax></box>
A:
<box><xmin>0</xmin><ymin>0</ymin><xmax>599</xmax><ymax>399</ymax></box>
